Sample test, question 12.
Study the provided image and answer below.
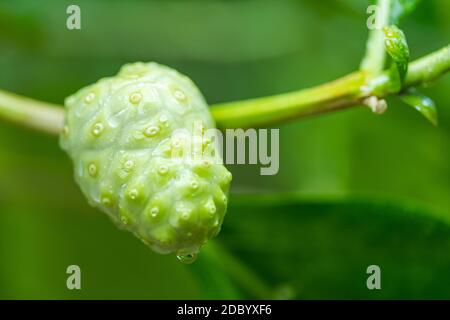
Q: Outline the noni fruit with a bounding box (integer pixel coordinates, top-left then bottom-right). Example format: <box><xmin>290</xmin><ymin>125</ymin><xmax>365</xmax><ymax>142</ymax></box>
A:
<box><xmin>60</xmin><ymin>62</ymin><xmax>232</xmax><ymax>262</ymax></box>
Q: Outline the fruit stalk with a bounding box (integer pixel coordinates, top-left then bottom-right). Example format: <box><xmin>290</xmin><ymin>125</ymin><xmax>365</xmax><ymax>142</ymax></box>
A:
<box><xmin>0</xmin><ymin>45</ymin><xmax>449</xmax><ymax>134</ymax></box>
<box><xmin>0</xmin><ymin>89</ymin><xmax>64</xmax><ymax>135</ymax></box>
<box><xmin>212</xmin><ymin>45</ymin><xmax>450</xmax><ymax>129</ymax></box>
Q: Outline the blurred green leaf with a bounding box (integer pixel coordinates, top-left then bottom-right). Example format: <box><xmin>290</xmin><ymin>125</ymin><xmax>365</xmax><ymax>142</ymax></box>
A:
<box><xmin>204</xmin><ymin>194</ymin><xmax>450</xmax><ymax>299</ymax></box>
<box><xmin>400</xmin><ymin>91</ymin><xmax>438</xmax><ymax>125</ymax></box>
<box><xmin>389</xmin><ymin>0</ymin><xmax>422</xmax><ymax>24</ymax></box>
<box><xmin>369</xmin><ymin>0</ymin><xmax>422</xmax><ymax>24</ymax></box>
<box><xmin>189</xmin><ymin>243</ymin><xmax>244</xmax><ymax>299</ymax></box>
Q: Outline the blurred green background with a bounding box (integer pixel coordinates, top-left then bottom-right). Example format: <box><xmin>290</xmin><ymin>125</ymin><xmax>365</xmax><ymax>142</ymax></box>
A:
<box><xmin>0</xmin><ymin>0</ymin><xmax>449</xmax><ymax>299</ymax></box>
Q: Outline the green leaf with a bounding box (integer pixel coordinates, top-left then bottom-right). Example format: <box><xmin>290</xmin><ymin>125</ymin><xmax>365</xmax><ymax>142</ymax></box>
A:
<box><xmin>196</xmin><ymin>194</ymin><xmax>450</xmax><ymax>299</ymax></box>
<box><xmin>189</xmin><ymin>243</ymin><xmax>244</xmax><ymax>299</ymax></box>
<box><xmin>383</xmin><ymin>25</ymin><xmax>410</xmax><ymax>87</ymax></box>
<box><xmin>400</xmin><ymin>92</ymin><xmax>438</xmax><ymax>125</ymax></box>
<box><xmin>191</xmin><ymin>242</ymin><xmax>273</xmax><ymax>299</ymax></box>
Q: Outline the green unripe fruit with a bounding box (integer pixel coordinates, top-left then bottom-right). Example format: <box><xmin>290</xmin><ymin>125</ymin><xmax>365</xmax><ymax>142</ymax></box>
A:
<box><xmin>60</xmin><ymin>62</ymin><xmax>232</xmax><ymax>262</ymax></box>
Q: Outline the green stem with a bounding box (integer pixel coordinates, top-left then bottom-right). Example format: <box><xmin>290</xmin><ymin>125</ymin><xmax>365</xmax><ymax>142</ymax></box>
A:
<box><xmin>0</xmin><ymin>89</ymin><xmax>64</xmax><ymax>135</ymax></box>
<box><xmin>404</xmin><ymin>45</ymin><xmax>450</xmax><ymax>87</ymax></box>
<box><xmin>212</xmin><ymin>72</ymin><xmax>366</xmax><ymax>129</ymax></box>
<box><xmin>360</xmin><ymin>0</ymin><xmax>391</xmax><ymax>73</ymax></box>
<box><xmin>211</xmin><ymin>44</ymin><xmax>450</xmax><ymax>129</ymax></box>
<box><xmin>0</xmin><ymin>45</ymin><xmax>448</xmax><ymax>134</ymax></box>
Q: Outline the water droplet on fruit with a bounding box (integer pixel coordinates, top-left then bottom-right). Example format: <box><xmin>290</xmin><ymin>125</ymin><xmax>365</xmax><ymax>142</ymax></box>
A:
<box><xmin>176</xmin><ymin>252</ymin><xmax>198</xmax><ymax>264</ymax></box>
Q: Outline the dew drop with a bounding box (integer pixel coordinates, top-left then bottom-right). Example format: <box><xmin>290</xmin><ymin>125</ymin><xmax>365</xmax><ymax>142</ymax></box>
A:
<box><xmin>176</xmin><ymin>252</ymin><xmax>198</xmax><ymax>264</ymax></box>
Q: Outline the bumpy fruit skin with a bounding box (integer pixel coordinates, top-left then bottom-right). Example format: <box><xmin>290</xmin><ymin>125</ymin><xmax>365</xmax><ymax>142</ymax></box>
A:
<box><xmin>60</xmin><ymin>62</ymin><xmax>232</xmax><ymax>256</ymax></box>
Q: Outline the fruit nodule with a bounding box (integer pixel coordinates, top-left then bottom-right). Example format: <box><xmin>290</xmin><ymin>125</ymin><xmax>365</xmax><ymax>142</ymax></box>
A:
<box><xmin>60</xmin><ymin>62</ymin><xmax>232</xmax><ymax>261</ymax></box>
